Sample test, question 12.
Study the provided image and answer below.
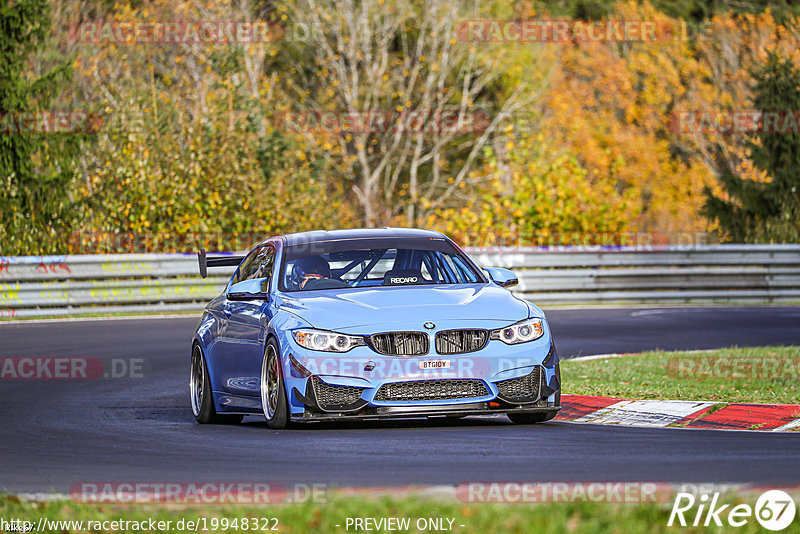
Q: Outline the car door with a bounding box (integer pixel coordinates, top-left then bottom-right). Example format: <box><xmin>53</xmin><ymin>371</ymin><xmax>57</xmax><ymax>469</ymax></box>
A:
<box><xmin>215</xmin><ymin>243</ymin><xmax>276</xmax><ymax>397</ymax></box>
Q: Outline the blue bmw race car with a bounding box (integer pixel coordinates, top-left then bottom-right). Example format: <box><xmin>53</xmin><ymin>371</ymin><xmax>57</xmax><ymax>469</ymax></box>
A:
<box><xmin>191</xmin><ymin>228</ymin><xmax>561</xmax><ymax>428</ymax></box>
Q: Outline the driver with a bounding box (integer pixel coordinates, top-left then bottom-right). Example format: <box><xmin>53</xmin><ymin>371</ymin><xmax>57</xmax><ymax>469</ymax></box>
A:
<box><xmin>293</xmin><ymin>255</ymin><xmax>332</xmax><ymax>289</ymax></box>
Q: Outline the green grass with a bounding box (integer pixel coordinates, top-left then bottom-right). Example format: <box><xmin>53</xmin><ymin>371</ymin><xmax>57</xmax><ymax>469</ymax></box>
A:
<box><xmin>3</xmin><ymin>493</ymin><xmax>798</xmax><ymax>534</ymax></box>
<box><xmin>562</xmin><ymin>346</ymin><xmax>800</xmax><ymax>404</ymax></box>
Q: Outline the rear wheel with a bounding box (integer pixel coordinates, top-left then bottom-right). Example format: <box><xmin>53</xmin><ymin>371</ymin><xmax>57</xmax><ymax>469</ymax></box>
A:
<box><xmin>508</xmin><ymin>364</ymin><xmax>561</xmax><ymax>425</ymax></box>
<box><xmin>190</xmin><ymin>345</ymin><xmax>243</xmax><ymax>424</ymax></box>
<box><xmin>261</xmin><ymin>339</ymin><xmax>291</xmax><ymax>429</ymax></box>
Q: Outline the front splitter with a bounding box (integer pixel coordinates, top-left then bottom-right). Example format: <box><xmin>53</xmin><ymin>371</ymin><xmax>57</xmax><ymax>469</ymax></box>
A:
<box><xmin>292</xmin><ymin>404</ymin><xmax>560</xmax><ymax>423</ymax></box>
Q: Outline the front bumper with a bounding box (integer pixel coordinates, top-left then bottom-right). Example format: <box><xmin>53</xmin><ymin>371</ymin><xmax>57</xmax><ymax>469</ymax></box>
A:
<box><xmin>280</xmin><ymin>320</ymin><xmax>561</xmax><ymax>420</ymax></box>
<box><xmin>289</xmin><ymin>350</ymin><xmax>560</xmax><ymax>421</ymax></box>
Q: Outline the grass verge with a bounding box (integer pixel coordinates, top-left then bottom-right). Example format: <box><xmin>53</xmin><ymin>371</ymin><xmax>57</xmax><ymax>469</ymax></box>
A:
<box><xmin>2</xmin><ymin>493</ymin><xmax>797</xmax><ymax>534</ymax></box>
<box><xmin>562</xmin><ymin>346</ymin><xmax>800</xmax><ymax>404</ymax></box>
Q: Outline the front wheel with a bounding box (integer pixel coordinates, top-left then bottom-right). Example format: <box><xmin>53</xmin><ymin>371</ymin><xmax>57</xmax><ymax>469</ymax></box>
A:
<box><xmin>190</xmin><ymin>344</ymin><xmax>243</xmax><ymax>424</ymax></box>
<box><xmin>260</xmin><ymin>339</ymin><xmax>291</xmax><ymax>429</ymax></box>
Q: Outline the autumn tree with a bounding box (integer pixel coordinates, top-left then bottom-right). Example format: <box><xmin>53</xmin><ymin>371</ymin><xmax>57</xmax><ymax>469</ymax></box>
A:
<box><xmin>536</xmin><ymin>1</ymin><xmax>716</xmax><ymax>236</ymax></box>
<box><xmin>424</xmin><ymin>131</ymin><xmax>636</xmax><ymax>246</ymax></box>
<box><xmin>282</xmin><ymin>0</ymin><xmax>547</xmax><ymax>227</ymax></box>
<box><xmin>14</xmin><ymin>0</ymin><xmax>800</xmax><ymax>253</ymax></box>
<box><xmin>63</xmin><ymin>0</ymin><xmax>351</xmax><ymax>252</ymax></box>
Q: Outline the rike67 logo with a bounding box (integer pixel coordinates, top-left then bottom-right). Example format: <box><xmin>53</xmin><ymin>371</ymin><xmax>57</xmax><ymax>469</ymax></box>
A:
<box><xmin>669</xmin><ymin>490</ymin><xmax>797</xmax><ymax>531</ymax></box>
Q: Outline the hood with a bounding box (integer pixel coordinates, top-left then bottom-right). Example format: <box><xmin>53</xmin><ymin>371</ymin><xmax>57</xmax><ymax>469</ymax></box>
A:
<box><xmin>276</xmin><ymin>283</ymin><xmax>531</xmax><ymax>329</ymax></box>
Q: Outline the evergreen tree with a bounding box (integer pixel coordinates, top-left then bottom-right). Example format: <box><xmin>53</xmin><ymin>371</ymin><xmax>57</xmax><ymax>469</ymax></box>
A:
<box><xmin>702</xmin><ymin>51</ymin><xmax>800</xmax><ymax>242</ymax></box>
<box><xmin>0</xmin><ymin>0</ymin><xmax>79</xmax><ymax>255</ymax></box>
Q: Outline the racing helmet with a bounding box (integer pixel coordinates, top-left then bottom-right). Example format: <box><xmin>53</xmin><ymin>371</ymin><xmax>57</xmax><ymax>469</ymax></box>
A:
<box><xmin>291</xmin><ymin>255</ymin><xmax>330</xmax><ymax>288</ymax></box>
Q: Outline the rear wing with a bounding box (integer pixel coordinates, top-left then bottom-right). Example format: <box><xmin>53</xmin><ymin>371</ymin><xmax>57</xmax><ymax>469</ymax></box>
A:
<box><xmin>197</xmin><ymin>248</ymin><xmax>245</xmax><ymax>279</ymax></box>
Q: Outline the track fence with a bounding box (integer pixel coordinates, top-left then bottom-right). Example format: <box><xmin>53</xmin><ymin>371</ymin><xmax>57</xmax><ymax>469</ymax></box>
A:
<box><xmin>1</xmin><ymin>245</ymin><xmax>798</xmax><ymax>318</ymax></box>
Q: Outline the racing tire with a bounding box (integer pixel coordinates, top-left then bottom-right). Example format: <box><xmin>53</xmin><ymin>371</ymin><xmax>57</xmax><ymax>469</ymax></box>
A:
<box><xmin>508</xmin><ymin>363</ymin><xmax>561</xmax><ymax>425</ymax></box>
<box><xmin>191</xmin><ymin>344</ymin><xmax>243</xmax><ymax>424</ymax></box>
<box><xmin>261</xmin><ymin>338</ymin><xmax>292</xmax><ymax>429</ymax></box>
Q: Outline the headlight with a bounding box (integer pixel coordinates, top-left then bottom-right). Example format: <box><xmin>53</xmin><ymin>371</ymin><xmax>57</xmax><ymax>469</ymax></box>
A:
<box><xmin>490</xmin><ymin>318</ymin><xmax>544</xmax><ymax>344</ymax></box>
<box><xmin>293</xmin><ymin>329</ymin><xmax>365</xmax><ymax>353</ymax></box>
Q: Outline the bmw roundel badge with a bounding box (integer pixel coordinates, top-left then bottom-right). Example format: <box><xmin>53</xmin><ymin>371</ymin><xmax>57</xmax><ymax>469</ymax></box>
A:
<box><xmin>424</xmin><ymin>322</ymin><xmax>436</xmax><ymax>329</ymax></box>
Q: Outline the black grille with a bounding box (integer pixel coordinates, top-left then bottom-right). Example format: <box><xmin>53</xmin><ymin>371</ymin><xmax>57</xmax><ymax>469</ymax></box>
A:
<box><xmin>435</xmin><ymin>329</ymin><xmax>489</xmax><ymax>354</ymax></box>
<box><xmin>496</xmin><ymin>366</ymin><xmax>543</xmax><ymax>403</ymax></box>
<box><xmin>311</xmin><ymin>377</ymin><xmax>365</xmax><ymax>410</ymax></box>
<box><xmin>368</xmin><ymin>332</ymin><xmax>428</xmax><ymax>356</ymax></box>
<box><xmin>374</xmin><ymin>379</ymin><xmax>489</xmax><ymax>402</ymax></box>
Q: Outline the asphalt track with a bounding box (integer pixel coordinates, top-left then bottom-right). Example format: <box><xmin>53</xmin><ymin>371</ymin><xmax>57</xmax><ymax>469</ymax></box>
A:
<box><xmin>1</xmin><ymin>306</ymin><xmax>800</xmax><ymax>494</ymax></box>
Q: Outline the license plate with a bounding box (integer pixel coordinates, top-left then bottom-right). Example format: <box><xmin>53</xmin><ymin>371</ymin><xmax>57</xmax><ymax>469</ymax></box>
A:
<box><xmin>419</xmin><ymin>360</ymin><xmax>451</xmax><ymax>370</ymax></box>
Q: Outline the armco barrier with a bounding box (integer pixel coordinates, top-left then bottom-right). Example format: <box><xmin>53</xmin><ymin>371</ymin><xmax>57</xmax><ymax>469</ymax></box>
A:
<box><xmin>470</xmin><ymin>244</ymin><xmax>800</xmax><ymax>304</ymax></box>
<box><xmin>0</xmin><ymin>245</ymin><xmax>799</xmax><ymax>318</ymax></box>
<box><xmin>0</xmin><ymin>253</ymin><xmax>235</xmax><ymax>318</ymax></box>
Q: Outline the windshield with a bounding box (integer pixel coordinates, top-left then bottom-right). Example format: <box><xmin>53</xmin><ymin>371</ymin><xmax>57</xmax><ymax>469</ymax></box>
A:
<box><xmin>280</xmin><ymin>237</ymin><xmax>484</xmax><ymax>292</ymax></box>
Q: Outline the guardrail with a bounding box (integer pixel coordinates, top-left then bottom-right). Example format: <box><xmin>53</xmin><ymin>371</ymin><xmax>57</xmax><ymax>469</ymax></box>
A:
<box><xmin>471</xmin><ymin>244</ymin><xmax>800</xmax><ymax>304</ymax></box>
<box><xmin>0</xmin><ymin>254</ymin><xmax>235</xmax><ymax>318</ymax></box>
<box><xmin>1</xmin><ymin>245</ymin><xmax>798</xmax><ymax>318</ymax></box>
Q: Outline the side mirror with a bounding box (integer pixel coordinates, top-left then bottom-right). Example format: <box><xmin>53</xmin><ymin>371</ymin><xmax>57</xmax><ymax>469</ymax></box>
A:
<box><xmin>484</xmin><ymin>267</ymin><xmax>518</xmax><ymax>288</ymax></box>
<box><xmin>228</xmin><ymin>277</ymin><xmax>271</xmax><ymax>301</ymax></box>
